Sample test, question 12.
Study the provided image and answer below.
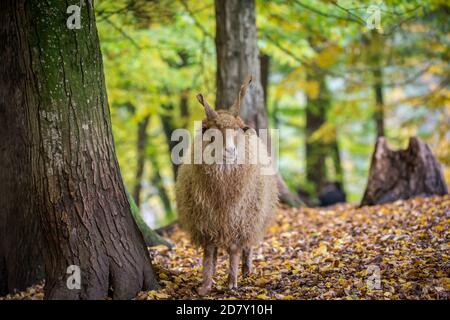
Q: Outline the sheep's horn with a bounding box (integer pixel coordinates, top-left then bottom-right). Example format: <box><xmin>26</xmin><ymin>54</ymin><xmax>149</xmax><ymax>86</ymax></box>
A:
<box><xmin>196</xmin><ymin>93</ymin><xmax>217</xmax><ymax>120</ymax></box>
<box><xmin>230</xmin><ymin>75</ymin><xmax>252</xmax><ymax>116</ymax></box>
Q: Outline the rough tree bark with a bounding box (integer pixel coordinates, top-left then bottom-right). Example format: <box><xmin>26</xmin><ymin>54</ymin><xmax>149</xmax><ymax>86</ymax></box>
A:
<box><xmin>0</xmin><ymin>1</ymin><xmax>44</xmax><ymax>294</ymax></box>
<box><xmin>361</xmin><ymin>137</ymin><xmax>448</xmax><ymax>206</ymax></box>
<box><xmin>1</xmin><ymin>0</ymin><xmax>158</xmax><ymax>299</ymax></box>
<box><xmin>215</xmin><ymin>0</ymin><xmax>301</xmax><ymax>206</ymax></box>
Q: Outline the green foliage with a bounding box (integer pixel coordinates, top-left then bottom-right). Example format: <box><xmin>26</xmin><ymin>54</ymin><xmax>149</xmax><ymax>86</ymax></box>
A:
<box><xmin>95</xmin><ymin>0</ymin><xmax>449</xmax><ymax>214</ymax></box>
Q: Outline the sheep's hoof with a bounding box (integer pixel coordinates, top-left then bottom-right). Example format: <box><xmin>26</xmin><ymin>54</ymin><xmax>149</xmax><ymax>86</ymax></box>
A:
<box><xmin>243</xmin><ymin>267</ymin><xmax>253</xmax><ymax>277</ymax></box>
<box><xmin>197</xmin><ymin>285</ymin><xmax>211</xmax><ymax>296</ymax></box>
<box><xmin>227</xmin><ymin>281</ymin><xmax>238</xmax><ymax>291</ymax></box>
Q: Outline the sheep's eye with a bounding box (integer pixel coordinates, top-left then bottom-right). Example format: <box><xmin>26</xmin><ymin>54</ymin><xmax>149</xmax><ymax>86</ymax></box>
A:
<box><xmin>210</xmin><ymin>136</ymin><xmax>215</xmax><ymax>142</ymax></box>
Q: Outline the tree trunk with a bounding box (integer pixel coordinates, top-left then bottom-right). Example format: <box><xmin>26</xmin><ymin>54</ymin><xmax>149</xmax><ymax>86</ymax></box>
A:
<box><xmin>180</xmin><ymin>89</ymin><xmax>190</xmax><ymax>119</ymax></box>
<box><xmin>361</xmin><ymin>137</ymin><xmax>448</xmax><ymax>206</ymax></box>
<box><xmin>305</xmin><ymin>66</ymin><xmax>345</xmax><ymax>194</ymax></box>
<box><xmin>305</xmin><ymin>71</ymin><xmax>328</xmax><ymax>193</ymax></box>
<box><xmin>2</xmin><ymin>0</ymin><xmax>158</xmax><ymax>299</ymax></box>
<box><xmin>215</xmin><ymin>0</ymin><xmax>301</xmax><ymax>206</ymax></box>
<box><xmin>215</xmin><ymin>0</ymin><xmax>266</xmax><ymax>129</ymax></box>
<box><xmin>160</xmin><ymin>91</ymin><xmax>190</xmax><ymax>180</ymax></box>
<box><xmin>0</xmin><ymin>2</ymin><xmax>45</xmax><ymax>295</ymax></box>
<box><xmin>133</xmin><ymin>115</ymin><xmax>150</xmax><ymax>207</ymax></box>
<box><xmin>159</xmin><ymin>103</ymin><xmax>174</xmax><ymax>175</ymax></box>
<box><xmin>370</xmin><ymin>31</ymin><xmax>385</xmax><ymax>138</ymax></box>
<box><xmin>259</xmin><ymin>53</ymin><xmax>269</xmax><ymax>112</ymax></box>
<box><xmin>149</xmin><ymin>149</ymin><xmax>175</xmax><ymax>222</ymax></box>
<box><xmin>330</xmin><ymin>139</ymin><xmax>344</xmax><ymax>187</ymax></box>
<box><xmin>373</xmin><ymin>66</ymin><xmax>385</xmax><ymax>138</ymax></box>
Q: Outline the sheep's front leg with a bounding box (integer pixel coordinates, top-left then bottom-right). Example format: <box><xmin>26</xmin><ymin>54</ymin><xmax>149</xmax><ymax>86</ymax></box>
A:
<box><xmin>212</xmin><ymin>247</ymin><xmax>218</xmax><ymax>275</ymax></box>
<box><xmin>227</xmin><ymin>245</ymin><xmax>240</xmax><ymax>290</ymax></box>
<box><xmin>198</xmin><ymin>244</ymin><xmax>216</xmax><ymax>295</ymax></box>
<box><xmin>242</xmin><ymin>247</ymin><xmax>253</xmax><ymax>277</ymax></box>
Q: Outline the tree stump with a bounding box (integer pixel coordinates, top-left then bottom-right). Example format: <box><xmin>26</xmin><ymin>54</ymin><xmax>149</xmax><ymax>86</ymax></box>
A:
<box><xmin>361</xmin><ymin>137</ymin><xmax>448</xmax><ymax>206</ymax></box>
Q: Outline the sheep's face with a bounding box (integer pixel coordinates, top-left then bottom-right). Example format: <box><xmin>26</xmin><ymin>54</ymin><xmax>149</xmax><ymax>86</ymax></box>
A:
<box><xmin>201</xmin><ymin>111</ymin><xmax>250</xmax><ymax>163</ymax></box>
<box><xmin>196</xmin><ymin>76</ymin><xmax>253</xmax><ymax>164</ymax></box>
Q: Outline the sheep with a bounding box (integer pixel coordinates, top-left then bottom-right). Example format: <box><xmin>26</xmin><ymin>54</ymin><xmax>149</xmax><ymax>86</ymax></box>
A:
<box><xmin>175</xmin><ymin>76</ymin><xmax>279</xmax><ymax>295</ymax></box>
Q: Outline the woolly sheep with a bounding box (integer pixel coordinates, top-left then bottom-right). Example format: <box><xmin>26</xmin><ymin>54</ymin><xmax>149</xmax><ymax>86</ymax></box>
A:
<box><xmin>175</xmin><ymin>76</ymin><xmax>279</xmax><ymax>295</ymax></box>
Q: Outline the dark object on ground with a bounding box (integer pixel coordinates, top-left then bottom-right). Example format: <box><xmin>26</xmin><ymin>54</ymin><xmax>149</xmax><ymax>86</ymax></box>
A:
<box><xmin>296</xmin><ymin>187</ymin><xmax>314</xmax><ymax>207</ymax></box>
<box><xmin>319</xmin><ymin>182</ymin><xmax>346</xmax><ymax>207</ymax></box>
<box><xmin>361</xmin><ymin>137</ymin><xmax>448</xmax><ymax>206</ymax></box>
<box><xmin>155</xmin><ymin>220</ymin><xmax>179</xmax><ymax>237</ymax></box>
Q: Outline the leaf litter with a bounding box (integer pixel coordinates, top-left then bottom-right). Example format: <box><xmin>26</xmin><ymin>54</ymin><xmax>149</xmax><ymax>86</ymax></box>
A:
<box><xmin>1</xmin><ymin>195</ymin><xmax>448</xmax><ymax>300</ymax></box>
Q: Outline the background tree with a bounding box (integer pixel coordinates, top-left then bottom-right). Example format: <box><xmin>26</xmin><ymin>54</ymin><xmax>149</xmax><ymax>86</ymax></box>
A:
<box><xmin>134</xmin><ymin>113</ymin><xmax>151</xmax><ymax>207</ymax></box>
<box><xmin>93</xmin><ymin>0</ymin><xmax>449</xmax><ymax>210</ymax></box>
<box><xmin>257</xmin><ymin>0</ymin><xmax>449</xmax><ymax>201</ymax></box>
<box><xmin>215</xmin><ymin>0</ymin><xmax>302</xmax><ymax>206</ymax></box>
<box><xmin>1</xmin><ymin>0</ymin><xmax>158</xmax><ymax>299</ymax></box>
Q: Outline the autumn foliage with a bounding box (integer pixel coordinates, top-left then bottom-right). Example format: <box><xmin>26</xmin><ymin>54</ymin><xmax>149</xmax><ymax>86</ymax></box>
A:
<box><xmin>3</xmin><ymin>195</ymin><xmax>448</xmax><ymax>300</ymax></box>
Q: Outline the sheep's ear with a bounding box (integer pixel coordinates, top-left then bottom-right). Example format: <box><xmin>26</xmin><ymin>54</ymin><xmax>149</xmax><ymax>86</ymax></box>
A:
<box><xmin>196</xmin><ymin>93</ymin><xmax>217</xmax><ymax>120</ymax></box>
<box><xmin>230</xmin><ymin>75</ymin><xmax>252</xmax><ymax>116</ymax></box>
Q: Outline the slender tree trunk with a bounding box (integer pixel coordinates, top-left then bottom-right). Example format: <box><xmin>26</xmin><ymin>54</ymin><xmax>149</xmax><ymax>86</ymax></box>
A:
<box><xmin>128</xmin><ymin>109</ymin><xmax>172</xmax><ymax>245</ymax></box>
<box><xmin>215</xmin><ymin>0</ymin><xmax>301</xmax><ymax>206</ymax></box>
<box><xmin>370</xmin><ymin>31</ymin><xmax>385</xmax><ymax>138</ymax></box>
<box><xmin>149</xmin><ymin>152</ymin><xmax>175</xmax><ymax>221</ymax></box>
<box><xmin>305</xmin><ymin>71</ymin><xmax>328</xmax><ymax>193</ymax></box>
<box><xmin>373</xmin><ymin>66</ymin><xmax>385</xmax><ymax>138</ymax></box>
<box><xmin>0</xmin><ymin>2</ymin><xmax>44</xmax><ymax>294</ymax></box>
<box><xmin>259</xmin><ymin>53</ymin><xmax>269</xmax><ymax>112</ymax></box>
<box><xmin>140</xmin><ymin>105</ymin><xmax>175</xmax><ymax>220</ymax></box>
<box><xmin>330</xmin><ymin>139</ymin><xmax>344</xmax><ymax>186</ymax></box>
<box><xmin>133</xmin><ymin>115</ymin><xmax>150</xmax><ymax>207</ymax></box>
<box><xmin>179</xmin><ymin>89</ymin><xmax>190</xmax><ymax>120</ymax></box>
<box><xmin>161</xmin><ymin>90</ymin><xmax>190</xmax><ymax>180</ymax></box>
<box><xmin>160</xmin><ymin>103</ymin><xmax>179</xmax><ymax>179</ymax></box>
<box><xmin>2</xmin><ymin>0</ymin><xmax>158</xmax><ymax>299</ymax></box>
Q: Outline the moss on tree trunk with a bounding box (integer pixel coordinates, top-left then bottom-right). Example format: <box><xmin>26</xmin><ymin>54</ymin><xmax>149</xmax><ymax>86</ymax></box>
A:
<box><xmin>1</xmin><ymin>0</ymin><xmax>158</xmax><ymax>299</ymax></box>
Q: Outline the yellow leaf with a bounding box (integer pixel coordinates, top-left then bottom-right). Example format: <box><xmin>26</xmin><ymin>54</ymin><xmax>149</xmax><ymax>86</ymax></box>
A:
<box><xmin>304</xmin><ymin>80</ymin><xmax>319</xmax><ymax>99</ymax></box>
<box><xmin>313</xmin><ymin>242</ymin><xmax>328</xmax><ymax>256</ymax></box>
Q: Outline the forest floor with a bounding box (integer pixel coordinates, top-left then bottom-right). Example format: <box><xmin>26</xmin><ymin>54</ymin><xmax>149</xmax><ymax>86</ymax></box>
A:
<box><xmin>2</xmin><ymin>195</ymin><xmax>449</xmax><ymax>300</ymax></box>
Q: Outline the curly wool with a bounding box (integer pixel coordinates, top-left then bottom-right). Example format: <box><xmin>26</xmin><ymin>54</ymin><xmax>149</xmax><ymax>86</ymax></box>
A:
<box><xmin>176</xmin><ymin>131</ymin><xmax>278</xmax><ymax>249</ymax></box>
